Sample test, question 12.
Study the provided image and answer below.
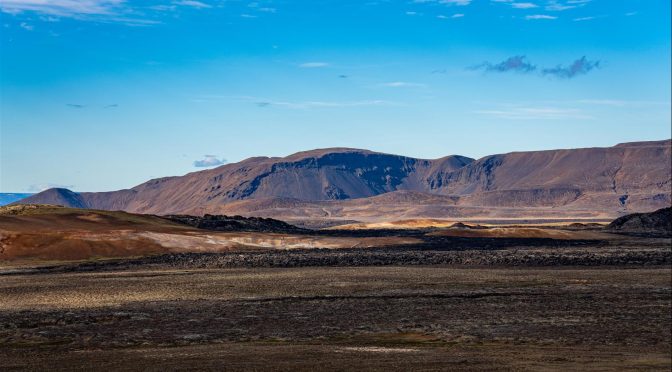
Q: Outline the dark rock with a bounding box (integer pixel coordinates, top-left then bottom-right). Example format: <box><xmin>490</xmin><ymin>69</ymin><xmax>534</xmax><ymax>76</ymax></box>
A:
<box><xmin>606</xmin><ymin>207</ymin><xmax>672</xmax><ymax>237</ymax></box>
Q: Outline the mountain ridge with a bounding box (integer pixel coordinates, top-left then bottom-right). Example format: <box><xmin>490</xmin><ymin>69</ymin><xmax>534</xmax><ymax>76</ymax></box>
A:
<box><xmin>18</xmin><ymin>140</ymin><xmax>672</xmax><ymax>220</ymax></box>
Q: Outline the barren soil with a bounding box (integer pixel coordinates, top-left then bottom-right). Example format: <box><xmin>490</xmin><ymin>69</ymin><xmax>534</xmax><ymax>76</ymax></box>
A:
<box><xmin>1</xmin><ymin>250</ymin><xmax>670</xmax><ymax>370</ymax></box>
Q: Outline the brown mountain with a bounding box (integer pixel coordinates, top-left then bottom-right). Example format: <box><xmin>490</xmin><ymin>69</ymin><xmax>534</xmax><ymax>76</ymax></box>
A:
<box><xmin>18</xmin><ymin>140</ymin><xmax>671</xmax><ymax>221</ymax></box>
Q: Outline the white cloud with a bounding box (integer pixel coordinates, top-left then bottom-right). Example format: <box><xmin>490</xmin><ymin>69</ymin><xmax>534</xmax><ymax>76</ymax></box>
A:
<box><xmin>27</xmin><ymin>183</ymin><xmax>75</xmax><ymax>192</ymax></box>
<box><xmin>19</xmin><ymin>21</ymin><xmax>33</xmax><ymax>30</ymax></box>
<box><xmin>436</xmin><ymin>14</ymin><xmax>465</xmax><ymax>19</ymax></box>
<box><xmin>0</xmin><ymin>0</ymin><xmax>159</xmax><ymax>25</ymax></box>
<box><xmin>546</xmin><ymin>4</ymin><xmax>575</xmax><ymax>11</ymax></box>
<box><xmin>299</xmin><ymin>62</ymin><xmax>330</xmax><ymax>68</ymax></box>
<box><xmin>440</xmin><ymin>0</ymin><xmax>472</xmax><ymax>5</ymax></box>
<box><xmin>511</xmin><ymin>3</ymin><xmax>538</xmax><ymax>9</ymax></box>
<box><xmin>174</xmin><ymin>1</ymin><xmax>211</xmax><ymax>9</ymax></box>
<box><xmin>573</xmin><ymin>16</ymin><xmax>595</xmax><ymax>21</ymax></box>
<box><xmin>525</xmin><ymin>14</ymin><xmax>557</xmax><ymax>20</ymax></box>
<box><xmin>194</xmin><ymin>155</ymin><xmax>227</xmax><ymax>168</ymax></box>
<box><xmin>0</xmin><ymin>0</ymin><xmax>124</xmax><ymax>16</ymax></box>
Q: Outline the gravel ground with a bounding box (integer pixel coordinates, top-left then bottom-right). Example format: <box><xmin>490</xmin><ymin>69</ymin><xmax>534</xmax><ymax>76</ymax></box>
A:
<box><xmin>1</xmin><ymin>263</ymin><xmax>670</xmax><ymax>371</ymax></box>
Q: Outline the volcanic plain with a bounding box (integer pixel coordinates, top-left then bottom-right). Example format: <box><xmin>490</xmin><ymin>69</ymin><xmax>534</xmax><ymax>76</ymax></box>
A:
<box><xmin>1</xmin><ymin>205</ymin><xmax>670</xmax><ymax>370</ymax></box>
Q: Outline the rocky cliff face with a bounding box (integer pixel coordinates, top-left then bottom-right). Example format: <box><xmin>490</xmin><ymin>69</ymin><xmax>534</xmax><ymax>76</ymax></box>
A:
<box><xmin>18</xmin><ymin>140</ymin><xmax>672</xmax><ymax>218</ymax></box>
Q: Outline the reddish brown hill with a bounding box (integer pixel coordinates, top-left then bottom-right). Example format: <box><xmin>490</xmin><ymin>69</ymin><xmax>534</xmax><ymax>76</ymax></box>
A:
<box><xmin>427</xmin><ymin>140</ymin><xmax>671</xmax><ymax>210</ymax></box>
<box><xmin>21</xmin><ymin>149</ymin><xmax>473</xmax><ymax>215</ymax></box>
<box><xmin>18</xmin><ymin>140</ymin><xmax>671</xmax><ymax>220</ymax></box>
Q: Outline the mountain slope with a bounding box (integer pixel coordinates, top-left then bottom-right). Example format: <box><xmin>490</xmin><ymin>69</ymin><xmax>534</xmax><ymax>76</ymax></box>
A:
<box><xmin>20</xmin><ymin>188</ymin><xmax>89</xmax><ymax>209</ymax></box>
<box><xmin>20</xmin><ymin>148</ymin><xmax>474</xmax><ymax>215</ymax></box>
<box><xmin>429</xmin><ymin>140</ymin><xmax>671</xmax><ymax>209</ymax></box>
<box><xmin>17</xmin><ymin>140</ymin><xmax>671</xmax><ymax>219</ymax></box>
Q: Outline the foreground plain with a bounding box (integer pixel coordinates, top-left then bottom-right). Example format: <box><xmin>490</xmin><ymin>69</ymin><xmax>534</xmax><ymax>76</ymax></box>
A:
<box><xmin>1</xmin><ymin>264</ymin><xmax>670</xmax><ymax>371</ymax></box>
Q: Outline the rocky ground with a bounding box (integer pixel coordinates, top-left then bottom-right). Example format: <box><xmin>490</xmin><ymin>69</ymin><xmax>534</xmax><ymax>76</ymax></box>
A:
<box><xmin>1</xmin><ymin>234</ymin><xmax>670</xmax><ymax>371</ymax></box>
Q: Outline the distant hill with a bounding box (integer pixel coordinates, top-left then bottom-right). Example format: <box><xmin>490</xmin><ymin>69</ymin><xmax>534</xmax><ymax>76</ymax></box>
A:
<box><xmin>18</xmin><ymin>188</ymin><xmax>87</xmax><ymax>208</ymax></box>
<box><xmin>18</xmin><ymin>140</ymin><xmax>672</xmax><ymax>221</ymax></box>
<box><xmin>0</xmin><ymin>193</ymin><xmax>33</xmax><ymax>206</ymax></box>
<box><xmin>606</xmin><ymin>207</ymin><xmax>672</xmax><ymax>237</ymax></box>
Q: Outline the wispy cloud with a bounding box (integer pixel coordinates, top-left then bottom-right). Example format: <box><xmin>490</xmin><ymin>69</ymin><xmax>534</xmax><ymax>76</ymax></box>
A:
<box><xmin>577</xmin><ymin>99</ymin><xmax>671</xmax><ymax>107</ymax></box>
<box><xmin>525</xmin><ymin>14</ymin><xmax>557</xmax><ymax>20</ymax></box>
<box><xmin>173</xmin><ymin>1</ymin><xmax>211</xmax><ymax>9</ymax></box>
<box><xmin>0</xmin><ymin>0</ymin><xmax>159</xmax><ymax>25</ymax></box>
<box><xmin>471</xmin><ymin>56</ymin><xmax>536</xmax><ymax>73</ymax></box>
<box><xmin>413</xmin><ymin>0</ymin><xmax>471</xmax><ymax>5</ymax></box>
<box><xmin>542</xmin><ymin>56</ymin><xmax>599</xmax><ymax>78</ymax></box>
<box><xmin>19</xmin><ymin>22</ymin><xmax>34</xmax><ymax>30</ymax></box>
<box><xmin>0</xmin><ymin>0</ymin><xmax>124</xmax><ymax>16</ymax></box>
<box><xmin>511</xmin><ymin>3</ymin><xmax>538</xmax><ymax>9</ymax></box>
<box><xmin>65</xmin><ymin>103</ymin><xmax>119</xmax><ymax>108</ymax></box>
<box><xmin>573</xmin><ymin>16</ymin><xmax>595</xmax><ymax>21</ymax></box>
<box><xmin>0</xmin><ymin>0</ymin><xmax>216</xmax><ymax>25</ymax></box>
<box><xmin>27</xmin><ymin>183</ymin><xmax>75</xmax><ymax>192</ymax></box>
<box><xmin>193</xmin><ymin>95</ymin><xmax>396</xmax><ymax>110</ymax></box>
<box><xmin>299</xmin><ymin>62</ymin><xmax>330</xmax><ymax>68</ymax></box>
<box><xmin>475</xmin><ymin>107</ymin><xmax>591</xmax><ymax>120</ymax></box>
<box><xmin>545</xmin><ymin>2</ymin><xmax>575</xmax><ymax>11</ymax></box>
<box><xmin>437</xmin><ymin>14</ymin><xmax>464</xmax><ymax>19</ymax></box>
<box><xmin>379</xmin><ymin>81</ymin><xmax>426</xmax><ymax>88</ymax></box>
<box><xmin>252</xmin><ymin>99</ymin><xmax>393</xmax><ymax>109</ymax></box>
<box><xmin>193</xmin><ymin>155</ymin><xmax>227</xmax><ymax>168</ymax></box>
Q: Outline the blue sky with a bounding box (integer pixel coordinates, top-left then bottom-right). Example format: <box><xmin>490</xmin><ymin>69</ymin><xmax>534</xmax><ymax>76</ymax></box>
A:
<box><xmin>0</xmin><ymin>0</ymin><xmax>670</xmax><ymax>192</ymax></box>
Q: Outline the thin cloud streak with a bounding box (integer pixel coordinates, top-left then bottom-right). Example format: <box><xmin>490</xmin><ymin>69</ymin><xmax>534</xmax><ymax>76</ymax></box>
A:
<box><xmin>379</xmin><ymin>82</ymin><xmax>426</xmax><ymax>88</ymax></box>
<box><xmin>525</xmin><ymin>14</ymin><xmax>557</xmax><ymax>20</ymax></box>
<box><xmin>475</xmin><ymin>106</ymin><xmax>592</xmax><ymax>120</ymax></box>
<box><xmin>299</xmin><ymin>62</ymin><xmax>330</xmax><ymax>68</ymax></box>
<box><xmin>27</xmin><ymin>183</ymin><xmax>75</xmax><ymax>192</ymax></box>
<box><xmin>252</xmin><ymin>99</ymin><xmax>394</xmax><ymax>109</ymax></box>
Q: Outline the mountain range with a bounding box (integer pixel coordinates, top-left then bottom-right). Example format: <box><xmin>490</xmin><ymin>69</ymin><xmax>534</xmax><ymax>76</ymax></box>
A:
<box><xmin>18</xmin><ymin>139</ymin><xmax>672</xmax><ymax>224</ymax></box>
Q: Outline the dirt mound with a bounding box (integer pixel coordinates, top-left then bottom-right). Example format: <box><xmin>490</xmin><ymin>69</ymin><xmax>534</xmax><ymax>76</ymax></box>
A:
<box><xmin>606</xmin><ymin>207</ymin><xmax>672</xmax><ymax>237</ymax></box>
